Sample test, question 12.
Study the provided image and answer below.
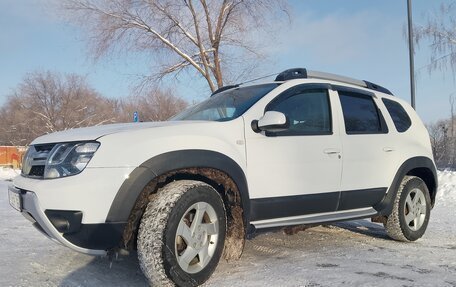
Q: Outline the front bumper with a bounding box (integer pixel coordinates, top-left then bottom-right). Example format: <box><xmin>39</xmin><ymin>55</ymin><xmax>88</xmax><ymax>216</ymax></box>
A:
<box><xmin>8</xmin><ymin>184</ymin><xmax>124</xmax><ymax>256</ymax></box>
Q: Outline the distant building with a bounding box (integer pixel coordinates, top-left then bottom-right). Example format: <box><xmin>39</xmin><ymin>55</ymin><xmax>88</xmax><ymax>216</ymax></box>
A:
<box><xmin>0</xmin><ymin>146</ymin><xmax>26</xmax><ymax>169</ymax></box>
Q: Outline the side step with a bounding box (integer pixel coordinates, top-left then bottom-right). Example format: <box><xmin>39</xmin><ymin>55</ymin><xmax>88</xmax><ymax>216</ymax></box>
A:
<box><xmin>251</xmin><ymin>207</ymin><xmax>378</xmax><ymax>229</ymax></box>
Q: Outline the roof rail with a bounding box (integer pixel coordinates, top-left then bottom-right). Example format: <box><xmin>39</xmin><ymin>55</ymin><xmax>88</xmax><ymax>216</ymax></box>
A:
<box><xmin>275</xmin><ymin>68</ymin><xmax>393</xmax><ymax>95</ymax></box>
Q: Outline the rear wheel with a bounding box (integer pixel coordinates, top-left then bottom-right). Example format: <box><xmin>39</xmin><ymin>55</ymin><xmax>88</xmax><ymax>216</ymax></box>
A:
<box><xmin>384</xmin><ymin>176</ymin><xmax>431</xmax><ymax>242</ymax></box>
<box><xmin>137</xmin><ymin>180</ymin><xmax>226</xmax><ymax>287</ymax></box>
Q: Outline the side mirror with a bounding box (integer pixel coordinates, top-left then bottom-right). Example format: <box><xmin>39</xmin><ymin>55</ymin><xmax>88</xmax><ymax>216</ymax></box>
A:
<box><xmin>251</xmin><ymin>111</ymin><xmax>289</xmax><ymax>133</ymax></box>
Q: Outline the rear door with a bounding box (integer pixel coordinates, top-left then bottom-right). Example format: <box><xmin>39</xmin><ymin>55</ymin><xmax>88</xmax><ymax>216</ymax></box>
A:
<box><xmin>335</xmin><ymin>88</ymin><xmax>395</xmax><ymax>211</ymax></box>
<box><xmin>245</xmin><ymin>84</ymin><xmax>343</xmax><ymax>223</ymax></box>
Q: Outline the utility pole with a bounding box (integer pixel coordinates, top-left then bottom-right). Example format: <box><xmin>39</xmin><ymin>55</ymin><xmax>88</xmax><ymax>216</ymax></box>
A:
<box><xmin>407</xmin><ymin>0</ymin><xmax>416</xmax><ymax>109</ymax></box>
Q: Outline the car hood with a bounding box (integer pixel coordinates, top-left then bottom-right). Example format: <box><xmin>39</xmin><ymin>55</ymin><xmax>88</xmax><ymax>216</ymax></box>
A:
<box><xmin>30</xmin><ymin>121</ymin><xmax>204</xmax><ymax>145</ymax></box>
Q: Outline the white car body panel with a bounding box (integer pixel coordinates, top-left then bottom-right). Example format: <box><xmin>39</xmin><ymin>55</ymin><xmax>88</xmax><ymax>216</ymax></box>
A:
<box><xmin>13</xmin><ymin>167</ymin><xmax>134</xmax><ymax>223</ymax></box>
<box><xmin>15</xmin><ymin>120</ymin><xmax>247</xmax><ymax>224</ymax></box>
<box><xmin>244</xmin><ymin>87</ymin><xmax>343</xmax><ymax>199</ymax></box>
<box><xmin>87</xmin><ymin>120</ymin><xmax>246</xmax><ymax>169</ymax></box>
<box><xmin>31</xmin><ymin>121</ymin><xmax>199</xmax><ymax>145</ymax></box>
<box><xmin>334</xmin><ymin>90</ymin><xmax>433</xmax><ymax>193</ymax></box>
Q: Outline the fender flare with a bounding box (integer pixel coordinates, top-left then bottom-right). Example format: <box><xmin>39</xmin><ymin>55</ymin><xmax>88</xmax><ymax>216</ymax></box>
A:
<box><xmin>105</xmin><ymin>150</ymin><xmax>250</xmax><ymax>226</ymax></box>
<box><xmin>374</xmin><ymin>156</ymin><xmax>437</xmax><ymax>215</ymax></box>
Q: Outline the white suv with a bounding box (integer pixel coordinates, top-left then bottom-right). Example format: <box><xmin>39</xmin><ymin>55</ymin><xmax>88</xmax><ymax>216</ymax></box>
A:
<box><xmin>9</xmin><ymin>68</ymin><xmax>437</xmax><ymax>286</ymax></box>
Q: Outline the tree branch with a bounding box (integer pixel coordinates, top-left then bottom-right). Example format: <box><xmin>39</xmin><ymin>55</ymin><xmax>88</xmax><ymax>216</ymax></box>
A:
<box><xmin>150</xmin><ymin>2</ymin><xmax>200</xmax><ymax>47</ymax></box>
<box><xmin>75</xmin><ymin>1</ymin><xmax>209</xmax><ymax>78</ymax></box>
<box><xmin>185</xmin><ymin>0</ymin><xmax>216</xmax><ymax>91</ymax></box>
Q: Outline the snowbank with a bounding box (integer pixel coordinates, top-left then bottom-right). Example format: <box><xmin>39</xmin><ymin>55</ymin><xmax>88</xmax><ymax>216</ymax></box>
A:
<box><xmin>436</xmin><ymin>170</ymin><xmax>456</xmax><ymax>206</ymax></box>
<box><xmin>0</xmin><ymin>167</ymin><xmax>20</xmax><ymax>181</ymax></box>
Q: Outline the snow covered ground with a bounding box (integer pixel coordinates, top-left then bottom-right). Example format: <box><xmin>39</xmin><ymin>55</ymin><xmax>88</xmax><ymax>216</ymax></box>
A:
<box><xmin>0</xmin><ymin>170</ymin><xmax>455</xmax><ymax>287</ymax></box>
<box><xmin>0</xmin><ymin>167</ymin><xmax>20</xmax><ymax>181</ymax></box>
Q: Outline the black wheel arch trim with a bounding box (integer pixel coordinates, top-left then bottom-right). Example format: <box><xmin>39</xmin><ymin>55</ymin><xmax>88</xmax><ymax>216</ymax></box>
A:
<box><xmin>374</xmin><ymin>156</ymin><xmax>438</xmax><ymax>215</ymax></box>
<box><xmin>105</xmin><ymin>150</ymin><xmax>250</xmax><ymax>227</ymax></box>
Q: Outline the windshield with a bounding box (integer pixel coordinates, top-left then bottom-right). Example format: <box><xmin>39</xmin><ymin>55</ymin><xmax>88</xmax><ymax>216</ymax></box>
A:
<box><xmin>171</xmin><ymin>83</ymin><xmax>280</xmax><ymax>121</ymax></box>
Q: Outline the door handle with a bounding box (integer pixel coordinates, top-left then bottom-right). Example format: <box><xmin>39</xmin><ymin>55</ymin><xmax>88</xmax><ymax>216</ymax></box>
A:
<box><xmin>324</xmin><ymin>149</ymin><xmax>341</xmax><ymax>155</ymax></box>
<box><xmin>383</xmin><ymin>147</ymin><xmax>395</xmax><ymax>152</ymax></box>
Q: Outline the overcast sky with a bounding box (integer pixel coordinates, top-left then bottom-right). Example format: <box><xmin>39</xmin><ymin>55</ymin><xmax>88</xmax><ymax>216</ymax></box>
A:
<box><xmin>0</xmin><ymin>0</ymin><xmax>454</xmax><ymax>123</ymax></box>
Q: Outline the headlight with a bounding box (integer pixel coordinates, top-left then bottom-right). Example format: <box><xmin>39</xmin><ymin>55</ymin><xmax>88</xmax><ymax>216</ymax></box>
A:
<box><xmin>43</xmin><ymin>142</ymin><xmax>100</xmax><ymax>179</ymax></box>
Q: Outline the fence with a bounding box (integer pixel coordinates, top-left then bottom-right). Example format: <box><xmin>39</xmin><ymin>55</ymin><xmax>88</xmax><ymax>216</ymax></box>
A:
<box><xmin>0</xmin><ymin>146</ymin><xmax>26</xmax><ymax>169</ymax></box>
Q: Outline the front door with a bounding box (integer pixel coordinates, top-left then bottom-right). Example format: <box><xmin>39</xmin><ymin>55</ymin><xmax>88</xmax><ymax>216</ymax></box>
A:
<box><xmin>245</xmin><ymin>84</ymin><xmax>343</xmax><ymax>223</ymax></box>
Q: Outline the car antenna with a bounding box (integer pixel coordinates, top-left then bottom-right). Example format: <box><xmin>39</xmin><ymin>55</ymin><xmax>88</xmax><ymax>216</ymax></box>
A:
<box><xmin>211</xmin><ymin>71</ymin><xmax>281</xmax><ymax>96</ymax></box>
<box><xmin>237</xmin><ymin>71</ymin><xmax>281</xmax><ymax>86</ymax></box>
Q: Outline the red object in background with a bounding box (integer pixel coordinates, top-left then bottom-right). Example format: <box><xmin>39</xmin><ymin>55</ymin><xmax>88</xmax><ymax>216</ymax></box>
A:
<box><xmin>0</xmin><ymin>146</ymin><xmax>25</xmax><ymax>168</ymax></box>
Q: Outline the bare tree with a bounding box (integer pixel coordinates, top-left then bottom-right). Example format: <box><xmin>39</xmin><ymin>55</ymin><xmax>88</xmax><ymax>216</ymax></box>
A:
<box><xmin>59</xmin><ymin>0</ymin><xmax>288</xmax><ymax>92</ymax></box>
<box><xmin>119</xmin><ymin>89</ymin><xmax>188</xmax><ymax>122</ymax></box>
<box><xmin>448</xmin><ymin>93</ymin><xmax>456</xmax><ymax>168</ymax></box>
<box><xmin>427</xmin><ymin>120</ymin><xmax>448</xmax><ymax>167</ymax></box>
<box><xmin>0</xmin><ymin>71</ymin><xmax>119</xmax><ymax>146</ymax></box>
<box><xmin>414</xmin><ymin>2</ymin><xmax>456</xmax><ymax>75</ymax></box>
<box><xmin>414</xmin><ymin>2</ymin><xmax>456</xmax><ymax>169</ymax></box>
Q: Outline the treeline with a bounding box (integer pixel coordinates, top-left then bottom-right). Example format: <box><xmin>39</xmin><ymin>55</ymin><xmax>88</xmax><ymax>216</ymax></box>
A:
<box><xmin>0</xmin><ymin>71</ymin><xmax>188</xmax><ymax>146</ymax></box>
<box><xmin>428</xmin><ymin>117</ymin><xmax>456</xmax><ymax>170</ymax></box>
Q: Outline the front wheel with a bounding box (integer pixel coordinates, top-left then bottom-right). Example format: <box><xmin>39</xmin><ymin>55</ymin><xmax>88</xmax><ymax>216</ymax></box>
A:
<box><xmin>137</xmin><ymin>180</ymin><xmax>226</xmax><ymax>287</ymax></box>
<box><xmin>384</xmin><ymin>176</ymin><xmax>431</xmax><ymax>242</ymax></box>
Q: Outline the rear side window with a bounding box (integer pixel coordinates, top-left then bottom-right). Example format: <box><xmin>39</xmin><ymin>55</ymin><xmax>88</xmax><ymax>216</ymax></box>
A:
<box><xmin>382</xmin><ymin>98</ymin><xmax>412</xmax><ymax>132</ymax></box>
<box><xmin>339</xmin><ymin>92</ymin><xmax>382</xmax><ymax>134</ymax></box>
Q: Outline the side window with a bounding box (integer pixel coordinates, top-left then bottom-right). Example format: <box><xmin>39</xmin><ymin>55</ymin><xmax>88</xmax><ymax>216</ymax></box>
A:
<box><xmin>339</xmin><ymin>92</ymin><xmax>383</xmax><ymax>134</ymax></box>
<box><xmin>382</xmin><ymin>98</ymin><xmax>412</xmax><ymax>132</ymax></box>
<box><xmin>267</xmin><ymin>89</ymin><xmax>331</xmax><ymax>136</ymax></box>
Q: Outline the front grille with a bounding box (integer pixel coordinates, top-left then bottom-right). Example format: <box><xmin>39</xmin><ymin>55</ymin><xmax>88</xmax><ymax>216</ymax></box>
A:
<box><xmin>29</xmin><ymin>166</ymin><xmax>45</xmax><ymax>177</ymax></box>
<box><xmin>35</xmin><ymin>144</ymin><xmax>55</xmax><ymax>153</ymax></box>
<box><xmin>22</xmin><ymin>144</ymin><xmax>56</xmax><ymax>178</ymax></box>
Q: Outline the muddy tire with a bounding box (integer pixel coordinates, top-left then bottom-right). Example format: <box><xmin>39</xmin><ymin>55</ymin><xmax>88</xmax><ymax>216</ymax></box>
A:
<box><xmin>384</xmin><ymin>176</ymin><xmax>431</xmax><ymax>242</ymax></box>
<box><xmin>137</xmin><ymin>180</ymin><xmax>226</xmax><ymax>287</ymax></box>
